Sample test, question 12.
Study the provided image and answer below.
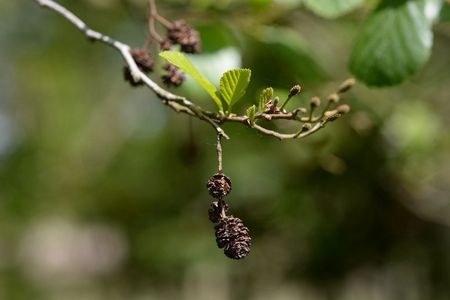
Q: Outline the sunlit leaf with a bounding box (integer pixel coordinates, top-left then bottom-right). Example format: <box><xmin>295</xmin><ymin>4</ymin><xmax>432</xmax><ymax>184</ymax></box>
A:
<box><xmin>159</xmin><ymin>51</ymin><xmax>223</xmax><ymax>110</ymax></box>
<box><xmin>218</xmin><ymin>69</ymin><xmax>251</xmax><ymax>112</ymax></box>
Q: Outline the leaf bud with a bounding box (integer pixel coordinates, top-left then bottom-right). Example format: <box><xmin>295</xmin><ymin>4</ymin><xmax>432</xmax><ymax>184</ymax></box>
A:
<box><xmin>327</xmin><ymin>93</ymin><xmax>340</xmax><ymax>103</ymax></box>
<box><xmin>289</xmin><ymin>85</ymin><xmax>301</xmax><ymax>97</ymax></box>
<box><xmin>310</xmin><ymin>97</ymin><xmax>321</xmax><ymax>108</ymax></box>
<box><xmin>338</xmin><ymin>78</ymin><xmax>356</xmax><ymax>93</ymax></box>
<box><xmin>336</xmin><ymin>104</ymin><xmax>351</xmax><ymax>114</ymax></box>
<box><xmin>301</xmin><ymin>123</ymin><xmax>312</xmax><ymax>132</ymax></box>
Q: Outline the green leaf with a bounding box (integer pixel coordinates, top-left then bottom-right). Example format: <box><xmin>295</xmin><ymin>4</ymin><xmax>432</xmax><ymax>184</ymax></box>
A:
<box><xmin>159</xmin><ymin>51</ymin><xmax>223</xmax><ymax>110</ymax></box>
<box><xmin>258</xmin><ymin>87</ymin><xmax>273</xmax><ymax>112</ymax></box>
<box><xmin>218</xmin><ymin>69</ymin><xmax>251</xmax><ymax>112</ymax></box>
<box><xmin>302</xmin><ymin>0</ymin><xmax>365</xmax><ymax>18</ymax></box>
<box><xmin>349</xmin><ymin>0</ymin><xmax>433</xmax><ymax>87</ymax></box>
<box><xmin>246</xmin><ymin>105</ymin><xmax>256</xmax><ymax>125</ymax></box>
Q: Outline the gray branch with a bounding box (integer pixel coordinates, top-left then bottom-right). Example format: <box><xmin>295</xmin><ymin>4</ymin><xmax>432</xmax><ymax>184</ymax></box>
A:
<box><xmin>35</xmin><ymin>0</ymin><xmax>351</xmax><ymax>142</ymax></box>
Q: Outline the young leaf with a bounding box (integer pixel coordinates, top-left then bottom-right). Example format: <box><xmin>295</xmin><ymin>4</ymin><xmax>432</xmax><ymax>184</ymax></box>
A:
<box><xmin>258</xmin><ymin>87</ymin><xmax>273</xmax><ymax>112</ymax></box>
<box><xmin>246</xmin><ymin>105</ymin><xmax>256</xmax><ymax>126</ymax></box>
<box><xmin>159</xmin><ymin>51</ymin><xmax>223</xmax><ymax>111</ymax></box>
<box><xmin>303</xmin><ymin>0</ymin><xmax>365</xmax><ymax>19</ymax></box>
<box><xmin>349</xmin><ymin>0</ymin><xmax>433</xmax><ymax>86</ymax></box>
<box><xmin>218</xmin><ymin>69</ymin><xmax>251</xmax><ymax>112</ymax></box>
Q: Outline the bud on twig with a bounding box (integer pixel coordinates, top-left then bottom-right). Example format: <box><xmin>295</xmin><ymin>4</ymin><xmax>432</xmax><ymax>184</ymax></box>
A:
<box><xmin>310</xmin><ymin>97</ymin><xmax>321</xmax><ymax>108</ymax></box>
<box><xmin>289</xmin><ymin>85</ymin><xmax>301</xmax><ymax>97</ymax></box>
<box><xmin>265</xmin><ymin>97</ymin><xmax>281</xmax><ymax>113</ymax></box>
<box><xmin>327</xmin><ymin>93</ymin><xmax>340</xmax><ymax>103</ymax></box>
<box><xmin>337</xmin><ymin>104</ymin><xmax>351</xmax><ymax>114</ymax></box>
<box><xmin>272</xmin><ymin>96</ymin><xmax>279</xmax><ymax>108</ymax></box>
<box><xmin>302</xmin><ymin>123</ymin><xmax>312</xmax><ymax>132</ymax></box>
<box><xmin>338</xmin><ymin>78</ymin><xmax>356</xmax><ymax>94</ymax></box>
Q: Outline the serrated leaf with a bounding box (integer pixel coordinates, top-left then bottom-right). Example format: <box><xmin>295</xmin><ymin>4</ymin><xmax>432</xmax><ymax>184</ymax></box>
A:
<box><xmin>258</xmin><ymin>87</ymin><xmax>273</xmax><ymax>112</ymax></box>
<box><xmin>246</xmin><ymin>105</ymin><xmax>256</xmax><ymax>125</ymax></box>
<box><xmin>349</xmin><ymin>0</ymin><xmax>433</xmax><ymax>87</ymax></box>
<box><xmin>302</xmin><ymin>0</ymin><xmax>365</xmax><ymax>19</ymax></box>
<box><xmin>218</xmin><ymin>69</ymin><xmax>251</xmax><ymax>112</ymax></box>
<box><xmin>159</xmin><ymin>51</ymin><xmax>223</xmax><ymax>110</ymax></box>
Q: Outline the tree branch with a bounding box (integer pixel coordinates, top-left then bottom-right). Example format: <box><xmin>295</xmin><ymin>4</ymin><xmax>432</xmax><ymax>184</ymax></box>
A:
<box><xmin>35</xmin><ymin>0</ymin><xmax>351</xmax><ymax>142</ymax></box>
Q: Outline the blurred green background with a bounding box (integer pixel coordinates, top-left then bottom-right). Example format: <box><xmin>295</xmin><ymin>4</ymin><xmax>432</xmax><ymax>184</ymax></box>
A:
<box><xmin>1</xmin><ymin>0</ymin><xmax>450</xmax><ymax>299</ymax></box>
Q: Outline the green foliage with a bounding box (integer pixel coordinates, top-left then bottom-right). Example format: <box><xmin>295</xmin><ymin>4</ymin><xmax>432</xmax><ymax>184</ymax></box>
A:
<box><xmin>246</xmin><ymin>105</ymin><xmax>256</xmax><ymax>125</ymax></box>
<box><xmin>217</xmin><ymin>69</ymin><xmax>251</xmax><ymax>113</ymax></box>
<box><xmin>4</xmin><ymin>0</ymin><xmax>450</xmax><ymax>298</ymax></box>
<box><xmin>160</xmin><ymin>51</ymin><xmax>252</xmax><ymax>113</ymax></box>
<box><xmin>302</xmin><ymin>0</ymin><xmax>365</xmax><ymax>18</ymax></box>
<box><xmin>258</xmin><ymin>87</ymin><xmax>273</xmax><ymax>112</ymax></box>
<box><xmin>349</xmin><ymin>0</ymin><xmax>438</xmax><ymax>86</ymax></box>
<box><xmin>245</xmin><ymin>26</ymin><xmax>326</xmax><ymax>86</ymax></box>
<box><xmin>159</xmin><ymin>51</ymin><xmax>223</xmax><ymax>110</ymax></box>
<box><xmin>440</xmin><ymin>2</ymin><xmax>450</xmax><ymax>21</ymax></box>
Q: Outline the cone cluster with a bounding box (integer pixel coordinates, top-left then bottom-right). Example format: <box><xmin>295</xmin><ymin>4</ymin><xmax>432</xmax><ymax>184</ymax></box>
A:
<box><xmin>206</xmin><ymin>174</ymin><xmax>251</xmax><ymax>260</ymax></box>
<box><xmin>124</xmin><ymin>48</ymin><xmax>154</xmax><ymax>86</ymax></box>
<box><xmin>162</xmin><ymin>20</ymin><xmax>201</xmax><ymax>54</ymax></box>
<box><xmin>162</xmin><ymin>64</ymin><xmax>185</xmax><ymax>87</ymax></box>
<box><xmin>123</xmin><ymin>17</ymin><xmax>202</xmax><ymax>88</ymax></box>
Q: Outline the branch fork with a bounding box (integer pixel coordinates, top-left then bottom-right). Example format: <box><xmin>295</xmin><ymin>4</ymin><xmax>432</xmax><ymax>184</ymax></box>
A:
<box><xmin>34</xmin><ymin>0</ymin><xmax>353</xmax><ymax>143</ymax></box>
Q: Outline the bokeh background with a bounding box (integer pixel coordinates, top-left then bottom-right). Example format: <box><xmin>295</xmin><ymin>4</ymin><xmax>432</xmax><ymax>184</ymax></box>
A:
<box><xmin>1</xmin><ymin>0</ymin><xmax>450</xmax><ymax>299</ymax></box>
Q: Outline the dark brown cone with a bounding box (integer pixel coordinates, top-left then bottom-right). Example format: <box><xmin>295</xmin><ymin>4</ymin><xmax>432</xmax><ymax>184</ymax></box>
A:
<box><xmin>160</xmin><ymin>39</ymin><xmax>173</xmax><ymax>51</ymax></box>
<box><xmin>167</xmin><ymin>20</ymin><xmax>201</xmax><ymax>54</ymax></box>
<box><xmin>224</xmin><ymin>235</ymin><xmax>251</xmax><ymax>260</ymax></box>
<box><xmin>130</xmin><ymin>48</ymin><xmax>154</xmax><ymax>73</ymax></box>
<box><xmin>162</xmin><ymin>64</ymin><xmax>185</xmax><ymax>87</ymax></box>
<box><xmin>214</xmin><ymin>216</ymin><xmax>251</xmax><ymax>259</ymax></box>
<box><xmin>206</xmin><ymin>173</ymin><xmax>232</xmax><ymax>199</ymax></box>
<box><xmin>123</xmin><ymin>48</ymin><xmax>154</xmax><ymax>86</ymax></box>
<box><xmin>208</xmin><ymin>200</ymin><xmax>229</xmax><ymax>223</ymax></box>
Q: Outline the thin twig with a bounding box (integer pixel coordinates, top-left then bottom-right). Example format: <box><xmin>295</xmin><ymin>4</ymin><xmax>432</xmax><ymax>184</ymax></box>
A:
<box><xmin>35</xmin><ymin>0</ymin><xmax>228</xmax><ymax>139</ymax></box>
<box><xmin>34</xmin><ymin>0</ymin><xmax>347</xmax><ymax>142</ymax></box>
<box><xmin>149</xmin><ymin>0</ymin><xmax>174</xmax><ymax>29</ymax></box>
<box><xmin>147</xmin><ymin>0</ymin><xmax>163</xmax><ymax>43</ymax></box>
<box><xmin>216</xmin><ymin>134</ymin><xmax>223</xmax><ymax>173</ymax></box>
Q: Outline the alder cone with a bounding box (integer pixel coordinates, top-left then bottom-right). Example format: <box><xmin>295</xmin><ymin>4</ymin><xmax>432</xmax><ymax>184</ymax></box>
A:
<box><xmin>124</xmin><ymin>48</ymin><xmax>154</xmax><ymax>86</ymax></box>
<box><xmin>208</xmin><ymin>200</ymin><xmax>229</xmax><ymax>223</ymax></box>
<box><xmin>206</xmin><ymin>173</ymin><xmax>232</xmax><ymax>199</ymax></box>
<box><xmin>215</xmin><ymin>216</ymin><xmax>251</xmax><ymax>259</ymax></box>
<box><xmin>130</xmin><ymin>48</ymin><xmax>154</xmax><ymax>73</ymax></box>
<box><xmin>162</xmin><ymin>64</ymin><xmax>185</xmax><ymax>87</ymax></box>
<box><xmin>167</xmin><ymin>20</ymin><xmax>201</xmax><ymax>54</ymax></box>
<box><xmin>160</xmin><ymin>39</ymin><xmax>173</xmax><ymax>51</ymax></box>
<box><xmin>224</xmin><ymin>234</ymin><xmax>251</xmax><ymax>260</ymax></box>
